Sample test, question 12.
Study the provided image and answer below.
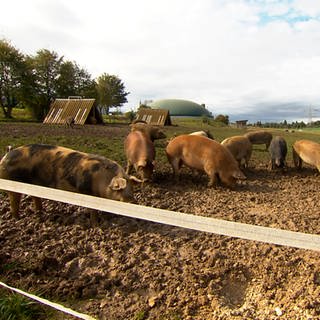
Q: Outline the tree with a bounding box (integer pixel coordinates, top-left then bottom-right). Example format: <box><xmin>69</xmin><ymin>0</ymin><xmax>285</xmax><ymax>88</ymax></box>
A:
<box><xmin>214</xmin><ymin>114</ymin><xmax>229</xmax><ymax>125</ymax></box>
<box><xmin>56</xmin><ymin>60</ymin><xmax>76</xmax><ymax>98</ymax></box>
<box><xmin>95</xmin><ymin>73</ymin><xmax>129</xmax><ymax>114</ymax></box>
<box><xmin>0</xmin><ymin>39</ymin><xmax>27</xmax><ymax>118</ymax></box>
<box><xmin>56</xmin><ymin>61</ymin><xmax>96</xmax><ymax>99</ymax></box>
<box><xmin>27</xmin><ymin>50</ymin><xmax>96</xmax><ymax>120</ymax></box>
<box><xmin>27</xmin><ymin>49</ymin><xmax>63</xmax><ymax>120</ymax></box>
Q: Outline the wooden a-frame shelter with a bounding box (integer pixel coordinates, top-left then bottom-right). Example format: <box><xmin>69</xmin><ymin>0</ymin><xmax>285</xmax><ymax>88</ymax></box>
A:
<box><xmin>135</xmin><ymin>108</ymin><xmax>171</xmax><ymax>126</ymax></box>
<box><xmin>43</xmin><ymin>97</ymin><xmax>103</xmax><ymax>125</ymax></box>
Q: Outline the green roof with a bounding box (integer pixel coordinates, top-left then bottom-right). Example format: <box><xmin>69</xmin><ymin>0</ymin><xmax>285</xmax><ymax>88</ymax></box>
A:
<box><xmin>149</xmin><ymin>99</ymin><xmax>211</xmax><ymax>117</ymax></box>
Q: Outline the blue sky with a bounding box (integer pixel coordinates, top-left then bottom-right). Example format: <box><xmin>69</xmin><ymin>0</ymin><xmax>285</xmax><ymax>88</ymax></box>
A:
<box><xmin>1</xmin><ymin>0</ymin><xmax>320</xmax><ymax>123</ymax></box>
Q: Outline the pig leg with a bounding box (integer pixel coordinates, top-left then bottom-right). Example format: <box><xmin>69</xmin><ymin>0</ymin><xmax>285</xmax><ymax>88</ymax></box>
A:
<box><xmin>204</xmin><ymin>166</ymin><xmax>218</xmax><ymax>187</ymax></box>
<box><xmin>245</xmin><ymin>151</ymin><xmax>251</xmax><ymax>168</ymax></box>
<box><xmin>207</xmin><ymin>173</ymin><xmax>218</xmax><ymax>187</ymax></box>
<box><xmin>8</xmin><ymin>191</ymin><xmax>22</xmax><ymax>218</ymax></box>
<box><xmin>169</xmin><ymin>158</ymin><xmax>181</xmax><ymax>180</ymax></box>
<box><xmin>32</xmin><ymin>196</ymin><xmax>42</xmax><ymax>212</ymax></box>
<box><xmin>126</xmin><ymin>161</ymin><xmax>133</xmax><ymax>175</ymax></box>
<box><xmin>292</xmin><ymin>149</ymin><xmax>302</xmax><ymax>169</ymax></box>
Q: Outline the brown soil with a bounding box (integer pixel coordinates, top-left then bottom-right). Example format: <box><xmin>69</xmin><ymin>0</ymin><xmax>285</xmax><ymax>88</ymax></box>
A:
<box><xmin>0</xmin><ymin>124</ymin><xmax>319</xmax><ymax>320</ymax></box>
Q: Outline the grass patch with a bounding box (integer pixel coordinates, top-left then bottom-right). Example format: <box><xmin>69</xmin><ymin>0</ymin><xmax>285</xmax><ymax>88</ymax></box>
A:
<box><xmin>0</xmin><ymin>290</ymin><xmax>50</xmax><ymax>320</ymax></box>
<box><xmin>0</xmin><ymin>108</ymin><xmax>34</xmax><ymax>122</ymax></box>
<box><xmin>1</xmin><ymin>117</ymin><xmax>320</xmax><ymax>167</ymax></box>
<box><xmin>134</xmin><ymin>310</ymin><xmax>147</xmax><ymax>320</ymax></box>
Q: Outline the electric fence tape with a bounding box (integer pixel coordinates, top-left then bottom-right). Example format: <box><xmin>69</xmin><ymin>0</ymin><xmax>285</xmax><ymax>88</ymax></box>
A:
<box><xmin>0</xmin><ymin>178</ymin><xmax>319</xmax><ymax>251</ymax></box>
<box><xmin>0</xmin><ymin>281</ymin><xmax>96</xmax><ymax>320</ymax></box>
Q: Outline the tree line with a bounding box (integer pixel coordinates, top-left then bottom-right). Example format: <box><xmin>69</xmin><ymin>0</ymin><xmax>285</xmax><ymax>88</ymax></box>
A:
<box><xmin>0</xmin><ymin>39</ymin><xmax>129</xmax><ymax>120</ymax></box>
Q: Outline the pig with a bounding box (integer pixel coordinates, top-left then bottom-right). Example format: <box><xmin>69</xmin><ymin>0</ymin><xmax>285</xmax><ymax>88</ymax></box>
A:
<box><xmin>124</xmin><ymin>130</ymin><xmax>155</xmax><ymax>182</ymax></box>
<box><xmin>268</xmin><ymin>136</ymin><xmax>287</xmax><ymax>170</ymax></box>
<box><xmin>129</xmin><ymin>122</ymin><xmax>166</xmax><ymax>142</ymax></box>
<box><xmin>166</xmin><ymin>135</ymin><xmax>246</xmax><ymax>188</ymax></box>
<box><xmin>221</xmin><ymin>136</ymin><xmax>252</xmax><ymax>168</ymax></box>
<box><xmin>244</xmin><ymin>130</ymin><xmax>273</xmax><ymax>150</ymax></box>
<box><xmin>65</xmin><ymin>116</ymin><xmax>75</xmax><ymax>128</ymax></box>
<box><xmin>0</xmin><ymin>144</ymin><xmax>140</xmax><ymax>218</ymax></box>
<box><xmin>292</xmin><ymin>139</ymin><xmax>320</xmax><ymax>172</ymax></box>
<box><xmin>189</xmin><ymin>130</ymin><xmax>214</xmax><ymax>139</ymax></box>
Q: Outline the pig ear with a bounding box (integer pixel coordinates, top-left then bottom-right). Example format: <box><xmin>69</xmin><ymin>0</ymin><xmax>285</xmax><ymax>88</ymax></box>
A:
<box><xmin>232</xmin><ymin>171</ymin><xmax>246</xmax><ymax>180</ymax></box>
<box><xmin>109</xmin><ymin>177</ymin><xmax>127</xmax><ymax>190</ymax></box>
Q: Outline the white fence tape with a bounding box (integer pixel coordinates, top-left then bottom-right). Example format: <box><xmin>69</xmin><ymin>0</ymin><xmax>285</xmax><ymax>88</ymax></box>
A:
<box><xmin>0</xmin><ymin>281</ymin><xmax>96</xmax><ymax>320</ymax></box>
<box><xmin>0</xmin><ymin>178</ymin><xmax>319</xmax><ymax>251</ymax></box>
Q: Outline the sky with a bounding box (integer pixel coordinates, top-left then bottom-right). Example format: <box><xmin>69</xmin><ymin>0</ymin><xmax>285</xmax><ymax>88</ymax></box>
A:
<box><xmin>1</xmin><ymin>0</ymin><xmax>320</xmax><ymax>123</ymax></box>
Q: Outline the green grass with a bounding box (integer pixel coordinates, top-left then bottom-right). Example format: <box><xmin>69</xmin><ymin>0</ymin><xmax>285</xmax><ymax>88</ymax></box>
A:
<box><xmin>0</xmin><ymin>290</ymin><xmax>52</xmax><ymax>320</ymax></box>
<box><xmin>134</xmin><ymin>310</ymin><xmax>147</xmax><ymax>320</ymax></box>
<box><xmin>1</xmin><ymin>116</ymin><xmax>320</xmax><ymax>167</ymax></box>
<box><xmin>0</xmin><ymin>108</ymin><xmax>34</xmax><ymax>122</ymax></box>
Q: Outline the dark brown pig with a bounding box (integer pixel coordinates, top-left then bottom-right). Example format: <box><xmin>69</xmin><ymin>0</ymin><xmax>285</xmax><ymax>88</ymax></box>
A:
<box><xmin>244</xmin><ymin>130</ymin><xmax>273</xmax><ymax>150</ymax></box>
<box><xmin>292</xmin><ymin>139</ymin><xmax>320</xmax><ymax>172</ymax></box>
<box><xmin>0</xmin><ymin>144</ymin><xmax>139</xmax><ymax>218</ymax></box>
<box><xmin>221</xmin><ymin>135</ymin><xmax>252</xmax><ymax>168</ymax></box>
<box><xmin>130</xmin><ymin>122</ymin><xmax>166</xmax><ymax>142</ymax></box>
<box><xmin>268</xmin><ymin>136</ymin><xmax>287</xmax><ymax>170</ymax></box>
<box><xmin>124</xmin><ymin>130</ymin><xmax>155</xmax><ymax>182</ymax></box>
<box><xmin>166</xmin><ymin>135</ymin><xmax>246</xmax><ymax>188</ymax></box>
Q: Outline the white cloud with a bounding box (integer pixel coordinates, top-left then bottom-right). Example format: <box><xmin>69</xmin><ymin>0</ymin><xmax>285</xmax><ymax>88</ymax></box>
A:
<box><xmin>1</xmin><ymin>0</ymin><xmax>320</xmax><ymax>122</ymax></box>
<box><xmin>292</xmin><ymin>0</ymin><xmax>320</xmax><ymax>17</ymax></box>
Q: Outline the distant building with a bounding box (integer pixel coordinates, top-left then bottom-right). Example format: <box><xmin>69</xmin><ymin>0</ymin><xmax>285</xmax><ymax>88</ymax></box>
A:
<box><xmin>147</xmin><ymin>99</ymin><xmax>211</xmax><ymax>117</ymax></box>
<box><xmin>43</xmin><ymin>97</ymin><xmax>103</xmax><ymax>125</ymax></box>
<box><xmin>236</xmin><ymin>120</ymin><xmax>248</xmax><ymax>128</ymax></box>
<box><xmin>135</xmin><ymin>108</ymin><xmax>171</xmax><ymax>126</ymax></box>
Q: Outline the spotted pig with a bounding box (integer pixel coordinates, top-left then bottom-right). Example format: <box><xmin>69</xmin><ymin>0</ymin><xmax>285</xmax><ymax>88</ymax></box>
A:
<box><xmin>0</xmin><ymin>144</ymin><xmax>139</xmax><ymax>218</ymax></box>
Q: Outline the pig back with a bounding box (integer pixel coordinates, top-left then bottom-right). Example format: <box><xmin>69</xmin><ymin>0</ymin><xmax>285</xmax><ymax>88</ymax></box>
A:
<box><xmin>221</xmin><ymin>136</ymin><xmax>252</xmax><ymax>157</ymax></box>
<box><xmin>125</xmin><ymin>131</ymin><xmax>155</xmax><ymax>163</ymax></box>
<box><xmin>166</xmin><ymin>135</ymin><xmax>239</xmax><ymax>169</ymax></box>
<box><xmin>130</xmin><ymin>123</ymin><xmax>166</xmax><ymax>141</ymax></box>
<box><xmin>269</xmin><ymin>136</ymin><xmax>287</xmax><ymax>158</ymax></box>
<box><xmin>125</xmin><ymin>130</ymin><xmax>156</xmax><ymax>181</ymax></box>
<box><xmin>244</xmin><ymin>131</ymin><xmax>272</xmax><ymax>145</ymax></box>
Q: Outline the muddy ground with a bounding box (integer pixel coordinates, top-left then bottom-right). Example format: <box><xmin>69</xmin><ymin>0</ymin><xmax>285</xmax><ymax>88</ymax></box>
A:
<box><xmin>0</xmin><ymin>123</ymin><xmax>319</xmax><ymax>320</ymax></box>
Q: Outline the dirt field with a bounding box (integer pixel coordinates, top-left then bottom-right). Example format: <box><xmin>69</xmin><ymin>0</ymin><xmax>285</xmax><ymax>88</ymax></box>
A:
<box><xmin>0</xmin><ymin>123</ymin><xmax>319</xmax><ymax>320</ymax></box>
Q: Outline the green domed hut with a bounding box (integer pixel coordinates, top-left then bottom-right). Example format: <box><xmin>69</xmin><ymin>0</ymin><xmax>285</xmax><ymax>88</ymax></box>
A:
<box><xmin>148</xmin><ymin>99</ymin><xmax>211</xmax><ymax>117</ymax></box>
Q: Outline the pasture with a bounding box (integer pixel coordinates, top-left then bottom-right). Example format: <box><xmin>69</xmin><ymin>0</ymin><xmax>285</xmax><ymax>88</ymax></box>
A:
<box><xmin>0</xmin><ymin>120</ymin><xmax>319</xmax><ymax>320</ymax></box>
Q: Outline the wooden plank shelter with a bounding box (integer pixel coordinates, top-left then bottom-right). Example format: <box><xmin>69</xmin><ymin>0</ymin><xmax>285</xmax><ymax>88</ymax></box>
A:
<box><xmin>236</xmin><ymin>120</ymin><xmax>248</xmax><ymax>128</ymax></box>
<box><xmin>43</xmin><ymin>98</ymin><xmax>102</xmax><ymax>125</ymax></box>
<box><xmin>135</xmin><ymin>108</ymin><xmax>171</xmax><ymax>126</ymax></box>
